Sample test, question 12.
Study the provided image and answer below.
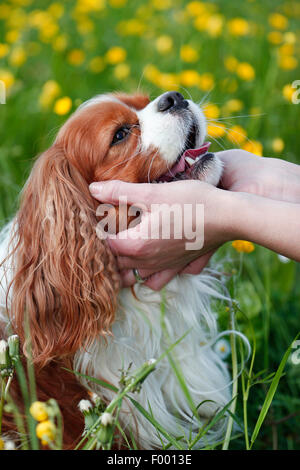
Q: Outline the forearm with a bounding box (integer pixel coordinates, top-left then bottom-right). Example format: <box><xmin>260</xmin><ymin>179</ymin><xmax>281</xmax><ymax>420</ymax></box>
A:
<box><xmin>227</xmin><ymin>191</ymin><xmax>300</xmax><ymax>261</ymax></box>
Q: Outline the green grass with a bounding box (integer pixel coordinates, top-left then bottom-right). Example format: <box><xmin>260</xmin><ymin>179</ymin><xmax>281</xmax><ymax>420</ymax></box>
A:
<box><xmin>0</xmin><ymin>0</ymin><xmax>300</xmax><ymax>450</ymax></box>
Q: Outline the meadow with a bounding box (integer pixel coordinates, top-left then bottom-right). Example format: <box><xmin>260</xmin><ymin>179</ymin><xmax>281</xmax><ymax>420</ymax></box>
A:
<box><xmin>0</xmin><ymin>0</ymin><xmax>300</xmax><ymax>450</ymax></box>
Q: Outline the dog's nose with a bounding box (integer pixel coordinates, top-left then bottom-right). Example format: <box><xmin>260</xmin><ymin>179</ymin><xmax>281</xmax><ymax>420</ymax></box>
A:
<box><xmin>157</xmin><ymin>91</ymin><xmax>188</xmax><ymax>112</ymax></box>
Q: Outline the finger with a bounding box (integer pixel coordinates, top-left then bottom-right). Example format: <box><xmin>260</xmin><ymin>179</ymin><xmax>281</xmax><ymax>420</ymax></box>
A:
<box><xmin>181</xmin><ymin>250</ymin><xmax>215</xmax><ymax>275</ymax></box>
<box><xmin>89</xmin><ymin>180</ymin><xmax>155</xmax><ymax>208</ymax></box>
<box><xmin>144</xmin><ymin>268</ymin><xmax>180</xmax><ymax>291</ymax></box>
<box><xmin>89</xmin><ymin>179</ymin><xmax>198</xmax><ymax>207</ymax></box>
<box><xmin>120</xmin><ymin>268</ymin><xmax>157</xmax><ymax>288</ymax></box>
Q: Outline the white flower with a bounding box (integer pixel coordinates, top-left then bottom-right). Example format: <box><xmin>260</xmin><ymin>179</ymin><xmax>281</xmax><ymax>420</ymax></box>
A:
<box><xmin>78</xmin><ymin>399</ymin><xmax>92</xmax><ymax>413</ymax></box>
<box><xmin>146</xmin><ymin>358</ymin><xmax>156</xmax><ymax>366</ymax></box>
<box><xmin>214</xmin><ymin>339</ymin><xmax>231</xmax><ymax>360</ymax></box>
<box><xmin>0</xmin><ymin>339</ymin><xmax>8</xmax><ymax>366</ymax></box>
<box><xmin>4</xmin><ymin>440</ymin><xmax>16</xmax><ymax>450</ymax></box>
<box><xmin>100</xmin><ymin>412</ymin><xmax>113</xmax><ymax>427</ymax></box>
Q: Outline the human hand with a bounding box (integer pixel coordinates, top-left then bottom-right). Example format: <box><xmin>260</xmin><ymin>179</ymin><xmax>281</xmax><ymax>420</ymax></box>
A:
<box><xmin>89</xmin><ymin>180</ymin><xmax>234</xmax><ymax>290</ymax></box>
<box><xmin>218</xmin><ymin>149</ymin><xmax>300</xmax><ymax>203</ymax></box>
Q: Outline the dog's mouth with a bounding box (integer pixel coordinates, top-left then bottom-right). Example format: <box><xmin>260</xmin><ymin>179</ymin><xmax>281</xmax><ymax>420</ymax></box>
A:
<box><xmin>155</xmin><ymin>122</ymin><xmax>211</xmax><ymax>183</ymax></box>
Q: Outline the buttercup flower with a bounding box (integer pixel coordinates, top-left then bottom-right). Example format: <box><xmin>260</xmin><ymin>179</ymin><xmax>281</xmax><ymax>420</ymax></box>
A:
<box><xmin>227</xmin><ymin>18</ymin><xmax>250</xmax><ymax>36</ymax></box>
<box><xmin>236</xmin><ymin>62</ymin><xmax>255</xmax><ymax>81</ymax></box>
<box><xmin>267</xmin><ymin>31</ymin><xmax>283</xmax><ymax>45</ymax></box>
<box><xmin>224</xmin><ymin>56</ymin><xmax>239</xmax><ymax>72</ymax></box>
<box><xmin>53</xmin><ymin>97</ymin><xmax>72</xmax><ymax>115</ymax></box>
<box><xmin>282</xmin><ymin>83</ymin><xmax>295</xmax><ymax>102</ymax></box>
<box><xmin>242</xmin><ymin>140</ymin><xmax>263</xmax><ymax>156</ymax></box>
<box><xmin>232</xmin><ymin>240</ymin><xmax>255</xmax><ymax>253</ymax></box>
<box><xmin>227</xmin><ymin>125</ymin><xmax>247</xmax><ymax>145</ymax></box>
<box><xmin>106</xmin><ymin>46</ymin><xmax>127</xmax><ymax>64</ymax></box>
<box><xmin>203</xmin><ymin>103</ymin><xmax>220</xmax><ymax>120</ymax></box>
<box><xmin>89</xmin><ymin>56</ymin><xmax>105</xmax><ymax>74</ymax></box>
<box><xmin>30</xmin><ymin>401</ymin><xmax>49</xmax><ymax>422</ymax></box>
<box><xmin>156</xmin><ymin>36</ymin><xmax>173</xmax><ymax>54</ymax></box>
<box><xmin>179</xmin><ymin>70</ymin><xmax>200</xmax><ymax>87</ymax></box>
<box><xmin>268</xmin><ymin>13</ymin><xmax>288</xmax><ymax>30</ymax></box>
<box><xmin>114</xmin><ymin>63</ymin><xmax>130</xmax><ymax>80</ymax></box>
<box><xmin>272</xmin><ymin>138</ymin><xmax>284</xmax><ymax>153</ymax></box>
<box><xmin>36</xmin><ymin>420</ymin><xmax>56</xmax><ymax>446</ymax></box>
<box><xmin>207</xmin><ymin>123</ymin><xmax>226</xmax><ymax>138</ymax></box>
<box><xmin>0</xmin><ymin>43</ymin><xmax>9</xmax><ymax>59</ymax></box>
<box><xmin>39</xmin><ymin>80</ymin><xmax>61</xmax><ymax>109</ymax></box>
<box><xmin>180</xmin><ymin>45</ymin><xmax>199</xmax><ymax>63</ymax></box>
<box><xmin>67</xmin><ymin>49</ymin><xmax>85</xmax><ymax>66</ymax></box>
<box><xmin>198</xmin><ymin>73</ymin><xmax>215</xmax><ymax>91</ymax></box>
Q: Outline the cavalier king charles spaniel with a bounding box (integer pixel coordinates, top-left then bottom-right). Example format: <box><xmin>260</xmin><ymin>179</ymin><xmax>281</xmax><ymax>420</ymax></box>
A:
<box><xmin>0</xmin><ymin>91</ymin><xmax>230</xmax><ymax>449</ymax></box>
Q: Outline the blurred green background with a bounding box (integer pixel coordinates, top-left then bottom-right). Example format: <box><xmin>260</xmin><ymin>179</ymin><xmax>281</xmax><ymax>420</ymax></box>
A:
<box><xmin>0</xmin><ymin>0</ymin><xmax>299</xmax><ymax>450</ymax></box>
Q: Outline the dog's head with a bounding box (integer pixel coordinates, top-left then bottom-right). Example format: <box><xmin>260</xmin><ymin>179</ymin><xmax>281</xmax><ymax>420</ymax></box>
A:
<box><xmin>10</xmin><ymin>91</ymin><xmax>222</xmax><ymax>366</ymax></box>
<box><xmin>55</xmin><ymin>91</ymin><xmax>222</xmax><ymax>186</ymax></box>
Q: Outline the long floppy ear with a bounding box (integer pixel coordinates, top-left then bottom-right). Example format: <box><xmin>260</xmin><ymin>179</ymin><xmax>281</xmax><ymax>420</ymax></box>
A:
<box><xmin>9</xmin><ymin>145</ymin><xmax>120</xmax><ymax>368</ymax></box>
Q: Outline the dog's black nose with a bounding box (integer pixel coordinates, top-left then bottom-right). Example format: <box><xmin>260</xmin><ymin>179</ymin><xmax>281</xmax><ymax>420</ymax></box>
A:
<box><xmin>157</xmin><ymin>91</ymin><xmax>188</xmax><ymax>112</ymax></box>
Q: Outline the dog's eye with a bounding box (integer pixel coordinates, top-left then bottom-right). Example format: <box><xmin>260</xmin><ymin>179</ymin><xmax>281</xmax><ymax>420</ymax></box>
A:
<box><xmin>112</xmin><ymin>127</ymin><xmax>130</xmax><ymax>145</ymax></box>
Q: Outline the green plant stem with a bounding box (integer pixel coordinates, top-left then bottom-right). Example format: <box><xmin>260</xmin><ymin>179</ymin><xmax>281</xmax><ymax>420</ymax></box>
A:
<box><xmin>0</xmin><ymin>377</ymin><xmax>7</xmax><ymax>436</ymax></box>
<box><xmin>222</xmin><ymin>328</ymin><xmax>238</xmax><ymax>450</ymax></box>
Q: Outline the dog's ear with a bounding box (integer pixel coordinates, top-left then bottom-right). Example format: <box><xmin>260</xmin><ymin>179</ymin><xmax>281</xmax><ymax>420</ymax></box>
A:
<box><xmin>9</xmin><ymin>145</ymin><xmax>120</xmax><ymax>368</ymax></box>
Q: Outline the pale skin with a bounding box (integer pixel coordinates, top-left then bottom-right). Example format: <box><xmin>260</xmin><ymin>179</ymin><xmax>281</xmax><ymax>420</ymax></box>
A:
<box><xmin>89</xmin><ymin>150</ymin><xmax>300</xmax><ymax>291</ymax></box>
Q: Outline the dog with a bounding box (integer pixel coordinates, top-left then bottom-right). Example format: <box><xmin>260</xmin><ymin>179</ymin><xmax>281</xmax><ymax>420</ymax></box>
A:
<box><xmin>0</xmin><ymin>91</ymin><xmax>230</xmax><ymax>449</ymax></box>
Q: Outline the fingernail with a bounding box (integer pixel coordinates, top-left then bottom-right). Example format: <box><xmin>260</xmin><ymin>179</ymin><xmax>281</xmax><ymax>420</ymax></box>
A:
<box><xmin>89</xmin><ymin>182</ymin><xmax>103</xmax><ymax>194</ymax></box>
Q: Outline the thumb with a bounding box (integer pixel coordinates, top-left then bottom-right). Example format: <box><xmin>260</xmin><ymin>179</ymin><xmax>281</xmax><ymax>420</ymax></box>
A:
<box><xmin>89</xmin><ymin>180</ymin><xmax>157</xmax><ymax>209</ymax></box>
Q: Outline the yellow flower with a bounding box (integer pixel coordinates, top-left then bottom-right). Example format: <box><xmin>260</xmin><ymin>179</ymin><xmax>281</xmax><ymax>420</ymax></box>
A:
<box><xmin>156</xmin><ymin>36</ymin><xmax>173</xmax><ymax>54</ymax></box>
<box><xmin>0</xmin><ymin>69</ymin><xmax>15</xmax><ymax>90</ymax></box>
<box><xmin>207</xmin><ymin>122</ymin><xmax>226</xmax><ymax>138</ymax></box>
<box><xmin>222</xmin><ymin>99</ymin><xmax>243</xmax><ymax>114</ymax></box>
<box><xmin>75</xmin><ymin>0</ymin><xmax>105</xmax><ymax>13</ymax></box>
<box><xmin>114</xmin><ymin>63</ymin><xmax>130</xmax><ymax>80</ymax></box>
<box><xmin>278</xmin><ymin>55</ymin><xmax>298</xmax><ymax>70</ymax></box>
<box><xmin>283</xmin><ymin>32</ymin><xmax>296</xmax><ymax>44</ymax></box>
<box><xmin>0</xmin><ymin>437</ymin><xmax>4</xmax><ymax>450</ymax></box>
<box><xmin>54</xmin><ymin>96</ymin><xmax>72</xmax><ymax>115</ymax></box>
<box><xmin>268</xmin><ymin>13</ymin><xmax>288</xmax><ymax>30</ymax></box>
<box><xmin>0</xmin><ymin>4</ymin><xmax>11</xmax><ymax>19</ymax></box>
<box><xmin>180</xmin><ymin>45</ymin><xmax>199</xmax><ymax>63</ymax></box>
<box><xmin>48</xmin><ymin>3</ymin><xmax>64</xmax><ymax>19</ymax></box>
<box><xmin>186</xmin><ymin>2</ymin><xmax>207</xmax><ymax>17</ymax></box>
<box><xmin>157</xmin><ymin>73</ymin><xmax>179</xmax><ymax>91</ymax></box>
<box><xmin>236</xmin><ymin>62</ymin><xmax>255</xmax><ymax>81</ymax></box>
<box><xmin>227</xmin><ymin>18</ymin><xmax>249</xmax><ymax>36</ymax></box>
<box><xmin>282</xmin><ymin>83</ymin><xmax>295</xmax><ymax>102</ymax></box>
<box><xmin>242</xmin><ymin>140</ymin><xmax>263</xmax><ymax>156</ymax></box>
<box><xmin>203</xmin><ymin>103</ymin><xmax>220</xmax><ymax>120</ymax></box>
<box><xmin>39</xmin><ymin>80</ymin><xmax>61</xmax><ymax>109</ymax></box>
<box><xmin>267</xmin><ymin>31</ymin><xmax>283</xmax><ymax>45</ymax></box>
<box><xmin>109</xmin><ymin>0</ymin><xmax>127</xmax><ymax>6</ymax></box>
<box><xmin>272</xmin><ymin>138</ymin><xmax>284</xmax><ymax>153</ymax></box>
<box><xmin>5</xmin><ymin>30</ymin><xmax>20</xmax><ymax>44</ymax></box>
<box><xmin>197</xmin><ymin>73</ymin><xmax>214</xmax><ymax>91</ymax></box>
<box><xmin>227</xmin><ymin>125</ymin><xmax>247</xmax><ymax>145</ymax></box>
<box><xmin>152</xmin><ymin>0</ymin><xmax>172</xmax><ymax>10</ymax></box>
<box><xmin>77</xmin><ymin>17</ymin><xmax>94</xmax><ymax>35</ymax></box>
<box><xmin>279</xmin><ymin>43</ymin><xmax>294</xmax><ymax>56</ymax></box>
<box><xmin>206</xmin><ymin>14</ymin><xmax>224</xmax><ymax>37</ymax></box>
<box><xmin>9</xmin><ymin>46</ymin><xmax>26</xmax><ymax>67</ymax></box>
<box><xmin>0</xmin><ymin>43</ymin><xmax>9</xmax><ymax>59</ymax></box>
<box><xmin>52</xmin><ymin>34</ymin><xmax>68</xmax><ymax>52</ymax></box>
<box><xmin>29</xmin><ymin>401</ymin><xmax>49</xmax><ymax>422</ymax></box>
<box><xmin>117</xmin><ymin>19</ymin><xmax>146</xmax><ymax>36</ymax></box>
<box><xmin>89</xmin><ymin>56</ymin><xmax>105</xmax><ymax>73</ymax></box>
<box><xmin>144</xmin><ymin>64</ymin><xmax>160</xmax><ymax>83</ymax></box>
<box><xmin>67</xmin><ymin>49</ymin><xmax>85</xmax><ymax>66</ymax></box>
<box><xmin>224</xmin><ymin>56</ymin><xmax>239</xmax><ymax>72</ymax></box>
<box><xmin>232</xmin><ymin>240</ymin><xmax>255</xmax><ymax>254</ymax></box>
<box><xmin>36</xmin><ymin>420</ymin><xmax>56</xmax><ymax>446</ymax></box>
<box><xmin>106</xmin><ymin>46</ymin><xmax>127</xmax><ymax>64</ymax></box>
<box><xmin>179</xmin><ymin>70</ymin><xmax>201</xmax><ymax>87</ymax></box>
